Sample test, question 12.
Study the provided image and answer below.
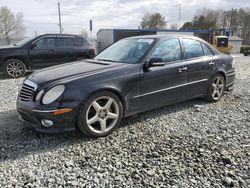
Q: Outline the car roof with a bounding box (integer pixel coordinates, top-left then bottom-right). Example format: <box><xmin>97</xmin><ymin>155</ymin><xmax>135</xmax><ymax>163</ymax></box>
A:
<box><xmin>37</xmin><ymin>33</ymin><xmax>83</xmax><ymax>38</ymax></box>
<box><xmin>129</xmin><ymin>34</ymin><xmax>201</xmax><ymax>40</ymax></box>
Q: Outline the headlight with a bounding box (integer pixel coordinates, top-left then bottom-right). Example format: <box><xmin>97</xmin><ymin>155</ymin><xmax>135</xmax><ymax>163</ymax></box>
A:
<box><xmin>35</xmin><ymin>89</ymin><xmax>44</xmax><ymax>101</ymax></box>
<box><xmin>42</xmin><ymin>85</ymin><xmax>65</xmax><ymax>105</ymax></box>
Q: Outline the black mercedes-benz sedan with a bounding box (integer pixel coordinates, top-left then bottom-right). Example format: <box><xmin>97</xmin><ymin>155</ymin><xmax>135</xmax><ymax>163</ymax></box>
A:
<box><xmin>16</xmin><ymin>35</ymin><xmax>235</xmax><ymax>137</ymax></box>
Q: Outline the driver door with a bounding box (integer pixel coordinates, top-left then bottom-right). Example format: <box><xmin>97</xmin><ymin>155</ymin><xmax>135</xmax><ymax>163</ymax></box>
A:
<box><xmin>138</xmin><ymin>38</ymin><xmax>188</xmax><ymax>110</ymax></box>
<box><xmin>29</xmin><ymin>37</ymin><xmax>58</xmax><ymax>69</ymax></box>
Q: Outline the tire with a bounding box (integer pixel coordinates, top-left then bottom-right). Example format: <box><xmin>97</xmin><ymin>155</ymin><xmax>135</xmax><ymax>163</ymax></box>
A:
<box><xmin>206</xmin><ymin>74</ymin><xmax>225</xmax><ymax>102</ymax></box>
<box><xmin>244</xmin><ymin>53</ymin><xmax>247</xmax><ymax>56</ymax></box>
<box><xmin>3</xmin><ymin>59</ymin><xmax>26</xmax><ymax>78</ymax></box>
<box><xmin>77</xmin><ymin>91</ymin><xmax>123</xmax><ymax>137</ymax></box>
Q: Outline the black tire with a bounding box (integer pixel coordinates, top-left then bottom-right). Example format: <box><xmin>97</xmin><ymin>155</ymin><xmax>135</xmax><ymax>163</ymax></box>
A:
<box><xmin>77</xmin><ymin>91</ymin><xmax>123</xmax><ymax>137</ymax></box>
<box><xmin>243</xmin><ymin>53</ymin><xmax>248</xmax><ymax>56</ymax></box>
<box><xmin>206</xmin><ymin>74</ymin><xmax>225</xmax><ymax>102</ymax></box>
<box><xmin>3</xmin><ymin>59</ymin><xmax>26</xmax><ymax>78</ymax></box>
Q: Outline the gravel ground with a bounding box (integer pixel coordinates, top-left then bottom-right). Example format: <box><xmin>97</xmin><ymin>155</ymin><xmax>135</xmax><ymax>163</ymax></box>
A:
<box><xmin>0</xmin><ymin>55</ymin><xmax>249</xmax><ymax>187</ymax></box>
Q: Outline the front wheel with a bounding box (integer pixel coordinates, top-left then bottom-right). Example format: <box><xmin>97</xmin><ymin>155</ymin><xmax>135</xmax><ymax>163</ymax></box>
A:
<box><xmin>77</xmin><ymin>91</ymin><xmax>123</xmax><ymax>137</ymax></box>
<box><xmin>206</xmin><ymin>74</ymin><xmax>225</xmax><ymax>102</ymax></box>
<box><xmin>3</xmin><ymin>59</ymin><xmax>26</xmax><ymax>78</ymax></box>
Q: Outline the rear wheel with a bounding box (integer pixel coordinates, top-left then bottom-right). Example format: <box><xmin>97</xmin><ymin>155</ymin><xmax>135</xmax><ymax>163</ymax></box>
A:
<box><xmin>206</xmin><ymin>74</ymin><xmax>225</xmax><ymax>102</ymax></box>
<box><xmin>3</xmin><ymin>59</ymin><xmax>26</xmax><ymax>78</ymax></box>
<box><xmin>77</xmin><ymin>91</ymin><xmax>123</xmax><ymax>137</ymax></box>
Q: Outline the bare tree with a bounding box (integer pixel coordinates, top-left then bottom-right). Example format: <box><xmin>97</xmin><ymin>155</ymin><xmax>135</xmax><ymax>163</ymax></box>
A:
<box><xmin>0</xmin><ymin>6</ymin><xmax>25</xmax><ymax>44</ymax></box>
<box><xmin>140</xmin><ymin>13</ymin><xmax>167</xmax><ymax>29</ymax></box>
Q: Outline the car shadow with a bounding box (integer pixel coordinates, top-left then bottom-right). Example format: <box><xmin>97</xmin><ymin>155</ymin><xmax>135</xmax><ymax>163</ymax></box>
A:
<box><xmin>0</xmin><ymin>98</ymin><xmax>208</xmax><ymax>163</ymax></box>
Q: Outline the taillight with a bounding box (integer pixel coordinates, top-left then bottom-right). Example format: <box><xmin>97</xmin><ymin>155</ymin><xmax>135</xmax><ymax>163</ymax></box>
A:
<box><xmin>90</xmin><ymin>48</ymin><xmax>96</xmax><ymax>56</ymax></box>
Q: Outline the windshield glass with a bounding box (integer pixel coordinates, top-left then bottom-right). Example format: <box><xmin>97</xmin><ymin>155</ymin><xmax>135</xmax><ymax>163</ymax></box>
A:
<box><xmin>15</xmin><ymin>37</ymin><xmax>35</xmax><ymax>46</ymax></box>
<box><xmin>94</xmin><ymin>38</ymin><xmax>155</xmax><ymax>64</ymax></box>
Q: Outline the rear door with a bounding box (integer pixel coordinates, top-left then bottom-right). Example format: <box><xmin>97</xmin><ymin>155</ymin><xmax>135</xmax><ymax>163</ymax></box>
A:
<box><xmin>181</xmin><ymin>38</ymin><xmax>215</xmax><ymax>98</ymax></box>
<box><xmin>55</xmin><ymin>36</ymin><xmax>77</xmax><ymax>63</ymax></box>
<box><xmin>29</xmin><ymin>37</ymin><xmax>57</xmax><ymax>69</ymax></box>
<box><xmin>138</xmin><ymin>38</ymin><xmax>188</xmax><ymax>109</ymax></box>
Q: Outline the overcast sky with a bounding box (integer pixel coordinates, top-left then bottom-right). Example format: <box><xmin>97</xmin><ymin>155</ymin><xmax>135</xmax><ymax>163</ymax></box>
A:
<box><xmin>0</xmin><ymin>0</ymin><xmax>249</xmax><ymax>37</ymax></box>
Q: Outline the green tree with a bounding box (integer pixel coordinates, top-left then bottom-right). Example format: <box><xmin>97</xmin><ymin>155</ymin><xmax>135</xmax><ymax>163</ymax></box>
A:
<box><xmin>140</xmin><ymin>13</ymin><xmax>167</xmax><ymax>29</ymax></box>
<box><xmin>0</xmin><ymin>6</ymin><xmax>25</xmax><ymax>44</ymax></box>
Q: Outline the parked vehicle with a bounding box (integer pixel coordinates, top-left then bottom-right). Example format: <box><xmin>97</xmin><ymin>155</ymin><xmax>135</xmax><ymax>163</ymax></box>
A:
<box><xmin>0</xmin><ymin>34</ymin><xmax>96</xmax><ymax>78</ymax></box>
<box><xmin>243</xmin><ymin>49</ymin><xmax>250</xmax><ymax>56</ymax></box>
<box><xmin>16</xmin><ymin>35</ymin><xmax>235</xmax><ymax>137</ymax></box>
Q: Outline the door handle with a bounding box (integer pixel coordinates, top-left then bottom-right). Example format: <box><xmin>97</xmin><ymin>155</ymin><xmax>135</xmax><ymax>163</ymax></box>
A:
<box><xmin>208</xmin><ymin>61</ymin><xmax>215</xmax><ymax>66</ymax></box>
<box><xmin>178</xmin><ymin>67</ymin><xmax>187</xmax><ymax>73</ymax></box>
<box><xmin>50</xmin><ymin>49</ymin><xmax>56</xmax><ymax>52</ymax></box>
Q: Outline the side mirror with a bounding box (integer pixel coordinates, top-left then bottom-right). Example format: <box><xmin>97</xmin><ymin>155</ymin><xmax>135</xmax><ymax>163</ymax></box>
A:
<box><xmin>30</xmin><ymin>43</ymin><xmax>37</xmax><ymax>49</ymax></box>
<box><xmin>144</xmin><ymin>57</ymin><xmax>165</xmax><ymax>70</ymax></box>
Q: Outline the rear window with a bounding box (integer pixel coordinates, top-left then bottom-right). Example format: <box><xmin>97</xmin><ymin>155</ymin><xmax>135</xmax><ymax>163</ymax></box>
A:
<box><xmin>183</xmin><ymin>39</ymin><xmax>204</xmax><ymax>59</ymax></box>
<box><xmin>57</xmin><ymin>37</ymin><xmax>75</xmax><ymax>48</ymax></box>
<box><xmin>202</xmin><ymin>44</ymin><xmax>213</xmax><ymax>56</ymax></box>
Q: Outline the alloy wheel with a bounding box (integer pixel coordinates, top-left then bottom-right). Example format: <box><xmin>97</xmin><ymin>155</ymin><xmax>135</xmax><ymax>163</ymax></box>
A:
<box><xmin>6</xmin><ymin>61</ymin><xmax>24</xmax><ymax>78</ymax></box>
<box><xmin>211</xmin><ymin>76</ymin><xmax>225</xmax><ymax>100</ymax></box>
<box><xmin>86</xmin><ymin>96</ymin><xmax>119</xmax><ymax>134</ymax></box>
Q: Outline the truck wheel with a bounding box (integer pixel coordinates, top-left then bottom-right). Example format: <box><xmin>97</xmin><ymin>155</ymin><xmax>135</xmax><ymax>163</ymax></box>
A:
<box><xmin>206</xmin><ymin>74</ymin><xmax>225</xmax><ymax>102</ymax></box>
<box><xmin>3</xmin><ymin>59</ymin><xmax>26</xmax><ymax>78</ymax></box>
<box><xmin>77</xmin><ymin>91</ymin><xmax>123</xmax><ymax>137</ymax></box>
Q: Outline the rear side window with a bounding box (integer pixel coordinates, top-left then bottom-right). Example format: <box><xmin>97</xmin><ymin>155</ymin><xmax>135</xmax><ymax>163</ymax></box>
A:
<box><xmin>183</xmin><ymin>39</ymin><xmax>203</xmax><ymax>59</ymax></box>
<box><xmin>57</xmin><ymin>37</ymin><xmax>75</xmax><ymax>48</ymax></box>
<box><xmin>35</xmin><ymin>37</ymin><xmax>55</xmax><ymax>49</ymax></box>
<box><xmin>151</xmin><ymin>39</ymin><xmax>181</xmax><ymax>62</ymax></box>
<box><xmin>75</xmin><ymin>37</ymin><xmax>89</xmax><ymax>46</ymax></box>
<box><xmin>202</xmin><ymin>44</ymin><xmax>213</xmax><ymax>56</ymax></box>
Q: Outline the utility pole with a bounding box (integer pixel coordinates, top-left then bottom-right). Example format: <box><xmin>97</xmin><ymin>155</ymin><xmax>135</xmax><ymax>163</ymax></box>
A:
<box><xmin>178</xmin><ymin>3</ymin><xmax>181</xmax><ymax>29</ymax></box>
<box><xmin>58</xmin><ymin>2</ymin><xmax>62</xmax><ymax>33</ymax></box>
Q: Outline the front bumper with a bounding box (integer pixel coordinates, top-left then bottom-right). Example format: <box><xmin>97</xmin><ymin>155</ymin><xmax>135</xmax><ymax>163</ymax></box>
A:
<box><xmin>16</xmin><ymin>102</ymin><xmax>77</xmax><ymax>133</ymax></box>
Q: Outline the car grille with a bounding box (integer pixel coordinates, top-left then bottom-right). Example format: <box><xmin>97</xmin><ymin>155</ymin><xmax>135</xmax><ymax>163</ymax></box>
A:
<box><xmin>19</xmin><ymin>80</ymin><xmax>38</xmax><ymax>102</ymax></box>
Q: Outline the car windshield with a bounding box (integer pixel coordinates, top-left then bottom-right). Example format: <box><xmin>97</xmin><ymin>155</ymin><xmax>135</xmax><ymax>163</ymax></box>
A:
<box><xmin>14</xmin><ymin>37</ymin><xmax>35</xmax><ymax>46</ymax></box>
<box><xmin>94</xmin><ymin>38</ymin><xmax>155</xmax><ymax>64</ymax></box>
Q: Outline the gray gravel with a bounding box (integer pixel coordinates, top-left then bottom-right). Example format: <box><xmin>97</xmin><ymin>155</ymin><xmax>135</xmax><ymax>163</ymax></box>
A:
<box><xmin>0</xmin><ymin>55</ymin><xmax>249</xmax><ymax>187</ymax></box>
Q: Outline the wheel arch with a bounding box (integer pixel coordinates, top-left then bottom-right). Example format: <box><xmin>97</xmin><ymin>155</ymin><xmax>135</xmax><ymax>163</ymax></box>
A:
<box><xmin>4</xmin><ymin>56</ymin><xmax>28</xmax><ymax>69</ymax></box>
<box><xmin>89</xmin><ymin>88</ymin><xmax>126</xmax><ymax>114</ymax></box>
<box><xmin>211</xmin><ymin>70</ymin><xmax>226</xmax><ymax>83</ymax></box>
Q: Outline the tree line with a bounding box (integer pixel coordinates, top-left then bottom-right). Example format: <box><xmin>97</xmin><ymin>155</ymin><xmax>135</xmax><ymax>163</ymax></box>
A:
<box><xmin>140</xmin><ymin>8</ymin><xmax>250</xmax><ymax>45</ymax></box>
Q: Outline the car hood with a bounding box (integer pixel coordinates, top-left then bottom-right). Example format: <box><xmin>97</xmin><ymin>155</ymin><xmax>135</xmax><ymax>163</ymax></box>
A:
<box><xmin>27</xmin><ymin>60</ymin><xmax>127</xmax><ymax>85</ymax></box>
<box><xmin>0</xmin><ymin>45</ymin><xmax>20</xmax><ymax>50</ymax></box>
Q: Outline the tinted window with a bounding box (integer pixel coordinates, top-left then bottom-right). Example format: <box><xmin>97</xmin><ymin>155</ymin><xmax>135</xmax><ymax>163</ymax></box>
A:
<box><xmin>57</xmin><ymin>37</ymin><xmax>75</xmax><ymax>48</ymax></box>
<box><xmin>202</xmin><ymin>44</ymin><xmax>213</xmax><ymax>56</ymax></box>
<box><xmin>35</xmin><ymin>38</ymin><xmax>55</xmax><ymax>49</ymax></box>
<box><xmin>75</xmin><ymin>37</ymin><xmax>89</xmax><ymax>46</ymax></box>
<box><xmin>151</xmin><ymin>39</ymin><xmax>181</xmax><ymax>62</ymax></box>
<box><xmin>183</xmin><ymin>39</ymin><xmax>203</xmax><ymax>59</ymax></box>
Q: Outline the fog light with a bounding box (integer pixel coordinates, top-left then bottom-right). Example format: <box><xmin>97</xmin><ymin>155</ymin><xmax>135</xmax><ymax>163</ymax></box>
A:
<box><xmin>41</xmin><ymin>119</ymin><xmax>53</xmax><ymax>127</ymax></box>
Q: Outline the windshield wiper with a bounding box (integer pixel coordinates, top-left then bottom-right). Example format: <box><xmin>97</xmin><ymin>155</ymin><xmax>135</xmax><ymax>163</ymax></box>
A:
<box><xmin>96</xmin><ymin>59</ymin><xmax>120</xmax><ymax>63</ymax></box>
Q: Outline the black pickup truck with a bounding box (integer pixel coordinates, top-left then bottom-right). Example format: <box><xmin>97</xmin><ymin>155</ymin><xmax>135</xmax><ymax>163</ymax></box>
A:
<box><xmin>0</xmin><ymin>34</ymin><xmax>96</xmax><ymax>78</ymax></box>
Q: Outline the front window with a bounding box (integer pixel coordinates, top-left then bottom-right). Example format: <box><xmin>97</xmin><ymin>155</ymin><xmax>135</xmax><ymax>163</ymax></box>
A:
<box><xmin>94</xmin><ymin>38</ymin><xmax>155</xmax><ymax>64</ymax></box>
<box><xmin>35</xmin><ymin>38</ymin><xmax>55</xmax><ymax>49</ymax></box>
<box><xmin>151</xmin><ymin>39</ymin><xmax>182</xmax><ymax>62</ymax></box>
